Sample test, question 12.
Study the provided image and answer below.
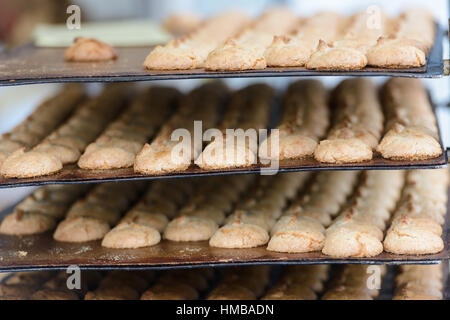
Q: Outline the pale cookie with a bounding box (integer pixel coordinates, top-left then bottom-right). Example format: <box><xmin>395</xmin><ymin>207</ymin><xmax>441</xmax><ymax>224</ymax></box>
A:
<box><xmin>54</xmin><ymin>216</ymin><xmax>110</xmax><ymax>242</ymax></box>
<box><xmin>197</xmin><ymin>138</ymin><xmax>257</xmax><ymax>170</ymax></box>
<box><xmin>376</xmin><ymin>124</ymin><xmax>442</xmax><ymax>160</ymax></box>
<box><xmin>0</xmin><ymin>210</ymin><xmax>56</xmax><ymax>235</ymax></box>
<box><xmin>207</xmin><ymin>284</ymin><xmax>256</xmax><ymax>300</ymax></box>
<box><xmin>367</xmin><ymin>38</ymin><xmax>427</xmax><ymax>68</ymax></box>
<box><xmin>383</xmin><ymin>222</ymin><xmax>444</xmax><ymax>255</ymax></box>
<box><xmin>163</xmin><ymin>13</ymin><xmax>202</xmax><ymax>36</ymax></box>
<box><xmin>209</xmin><ymin>221</ymin><xmax>269</xmax><ymax>248</ymax></box>
<box><xmin>164</xmin><ymin>216</ymin><xmax>218</xmax><ymax>242</ymax></box>
<box><xmin>85</xmin><ymin>286</ymin><xmax>140</xmax><ymax>300</ymax></box>
<box><xmin>267</xmin><ymin>216</ymin><xmax>325</xmax><ymax>253</ymax></box>
<box><xmin>262</xmin><ymin>283</ymin><xmax>316</xmax><ymax>300</ymax></box>
<box><xmin>33</xmin><ymin>142</ymin><xmax>80</xmax><ymax>165</ymax></box>
<box><xmin>307</xmin><ymin>41</ymin><xmax>368</xmax><ymax>70</ymax></box>
<box><xmin>78</xmin><ymin>143</ymin><xmax>137</xmax><ymax>170</ymax></box>
<box><xmin>144</xmin><ymin>12</ymin><xmax>249</xmax><ymax>70</ymax></box>
<box><xmin>322</xmin><ymin>225</ymin><xmax>384</xmax><ymax>258</ymax></box>
<box><xmin>102</xmin><ymin>223</ymin><xmax>161</xmax><ymax>249</ymax></box>
<box><xmin>66</xmin><ymin>201</ymin><xmax>121</xmax><ymax>226</ymax></box>
<box><xmin>0</xmin><ymin>149</ymin><xmax>62</xmax><ymax>178</ymax></box>
<box><xmin>134</xmin><ymin>142</ymin><xmax>191</xmax><ymax>174</ymax></box>
<box><xmin>31</xmin><ymin>289</ymin><xmax>79</xmax><ymax>300</ymax></box>
<box><xmin>314</xmin><ymin>139</ymin><xmax>373</xmax><ymax>163</ymax></box>
<box><xmin>122</xmin><ymin>210</ymin><xmax>169</xmax><ymax>232</ymax></box>
<box><xmin>65</xmin><ymin>37</ymin><xmax>118</xmax><ymax>62</ymax></box>
<box><xmin>141</xmin><ymin>283</ymin><xmax>198</xmax><ymax>300</ymax></box>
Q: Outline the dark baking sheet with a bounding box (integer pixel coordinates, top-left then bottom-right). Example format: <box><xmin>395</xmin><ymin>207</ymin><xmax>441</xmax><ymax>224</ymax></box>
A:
<box><xmin>0</xmin><ymin>190</ymin><xmax>447</xmax><ymax>272</ymax></box>
<box><xmin>0</xmin><ymin>151</ymin><xmax>447</xmax><ymax>189</ymax></box>
<box><xmin>0</xmin><ymin>27</ymin><xmax>444</xmax><ymax>87</ymax></box>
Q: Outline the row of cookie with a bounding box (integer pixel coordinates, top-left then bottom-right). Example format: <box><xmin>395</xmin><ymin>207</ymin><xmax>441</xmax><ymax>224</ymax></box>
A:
<box><xmin>78</xmin><ymin>87</ymin><xmax>179</xmax><ymax>170</ymax></box>
<box><xmin>3</xmin><ymin>264</ymin><xmax>443</xmax><ymax>300</ymax></box>
<box><xmin>0</xmin><ymin>184</ymin><xmax>89</xmax><ymax>235</ymax></box>
<box><xmin>0</xmin><ymin>84</ymin><xmax>84</xmax><ymax>168</ymax></box>
<box><xmin>144</xmin><ymin>8</ymin><xmax>434</xmax><ymax>71</ymax></box>
<box><xmin>0</xmin><ymin>78</ymin><xmax>442</xmax><ymax>179</ymax></box>
<box><xmin>0</xmin><ymin>84</ymin><xmax>130</xmax><ymax>178</ymax></box>
<box><xmin>0</xmin><ymin>270</ymin><xmax>102</xmax><ymax>300</ymax></box>
<box><xmin>1</xmin><ymin>169</ymin><xmax>447</xmax><ymax>257</ymax></box>
<box><xmin>384</xmin><ymin>169</ymin><xmax>449</xmax><ymax>255</ymax></box>
<box><xmin>393</xmin><ymin>265</ymin><xmax>444</xmax><ymax>300</ymax></box>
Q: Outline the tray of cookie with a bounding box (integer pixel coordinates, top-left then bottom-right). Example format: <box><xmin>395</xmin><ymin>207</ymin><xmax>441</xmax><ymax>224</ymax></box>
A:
<box><xmin>0</xmin><ymin>8</ymin><xmax>445</xmax><ymax>87</ymax></box>
<box><xmin>0</xmin><ymin>78</ymin><xmax>447</xmax><ymax>189</ymax></box>
<box><xmin>0</xmin><ymin>263</ymin><xmax>448</xmax><ymax>300</ymax></box>
<box><xmin>0</xmin><ymin>167</ymin><xmax>448</xmax><ymax>271</ymax></box>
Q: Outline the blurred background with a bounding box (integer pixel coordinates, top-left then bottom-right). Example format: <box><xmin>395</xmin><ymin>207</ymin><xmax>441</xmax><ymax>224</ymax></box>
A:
<box><xmin>0</xmin><ymin>0</ymin><xmax>449</xmax><ymax>208</ymax></box>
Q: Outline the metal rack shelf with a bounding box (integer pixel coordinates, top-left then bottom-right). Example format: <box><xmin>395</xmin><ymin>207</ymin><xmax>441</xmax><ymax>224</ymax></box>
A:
<box><xmin>0</xmin><ymin>190</ymin><xmax>447</xmax><ymax>272</ymax></box>
<box><xmin>0</xmin><ymin>27</ymin><xmax>445</xmax><ymax>87</ymax></box>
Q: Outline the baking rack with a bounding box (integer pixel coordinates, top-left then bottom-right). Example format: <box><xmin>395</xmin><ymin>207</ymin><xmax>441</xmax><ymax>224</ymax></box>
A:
<box><xmin>0</xmin><ymin>97</ymin><xmax>447</xmax><ymax>189</ymax></box>
<box><xmin>0</xmin><ymin>189</ymin><xmax>448</xmax><ymax>272</ymax></box>
<box><xmin>0</xmin><ymin>153</ymin><xmax>447</xmax><ymax>189</ymax></box>
<box><xmin>0</xmin><ymin>26</ymin><xmax>445</xmax><ymax>87</ymax></box>
<box><xmin>0</xmin><ymin>16</ymin><xmax>449</xmax><ymax>278</ymax></box>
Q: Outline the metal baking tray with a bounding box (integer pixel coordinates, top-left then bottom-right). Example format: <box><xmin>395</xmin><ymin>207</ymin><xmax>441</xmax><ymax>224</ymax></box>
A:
<box><xmin>0</xmin><ymin>152</ymin><xmax>447</xmax><ymax>189</ymax></box>
<box><xmin>0</xmin><ymin>88</ymin><xmax>447</xmax><ymax>189</ymax></box>
<box><xmin>0</xmin><ymin>26</ymin><xmax>444</xmax><ymax>87</ymax></box>
<box><xmin>0</xmin><ymin>190</ymin><xmax>447</xmax><ymax>272</ymax></box>
<box><xmin>1</xmin><ymin>264</ymin><xmax>448</xmax><ymax>300</ymax></box>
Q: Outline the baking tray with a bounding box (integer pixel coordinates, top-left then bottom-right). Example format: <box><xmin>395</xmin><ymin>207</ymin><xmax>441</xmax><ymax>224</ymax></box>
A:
<box><xmin>0</xmin><ymin>26</ymin><xmax>444</xmax><ymax>87</ymax></box>
<box><xmin>0</xmin><ymin>88</ymin><xmax>447</xmax><ymax>189</ymax></box>
<box><xmin>0</xmin><ymin>190</ymin><xmax>447</xmax><ymax>272</ymax></box>
<box><xmin>0</xmin><ymin>152</ymin><xmax>447</xmax><ymax>189</ymax></box>
<box><xmin>1</xmin><ymin>265</ymin><xmax>448</xmax><ymax>300</ymax></box>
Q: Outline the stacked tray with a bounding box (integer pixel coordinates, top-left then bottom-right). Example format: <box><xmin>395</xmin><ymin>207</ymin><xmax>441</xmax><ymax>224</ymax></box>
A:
<box><xmin>0</xmin><ymin>182</ymin><xmax>448</xmax><ymax>272</ymax></box>
<box><xmin>0</xmin><ymin>25</ymin><xmax>445</xmax><ymax>87</ymax></box>
<box><xmin>0</xmin><ymin>9</ymin><xmax>448</xmax><ymax>277</ymax></box>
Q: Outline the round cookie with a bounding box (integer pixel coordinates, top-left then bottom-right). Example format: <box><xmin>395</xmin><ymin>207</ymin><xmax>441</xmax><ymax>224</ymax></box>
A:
<box><xmin>0</xmin><ymin>149</ymin><xmax>62</xmax><ymax>178</ymax></box>
<box><xmin>54</xmin><ymin>216</ymin><xmax>110</xmax><ymax>242</ymax></box>
<box><xmin>164</xmin><ymin>216</ymin><xmax>218</xmax><ymax>242</ymax></box>
<box><xmin>0</xmin><ymin>210</ymin><xmax>56</xmax><ymax>235</ymax></box>
<box><xmin>209</xmin><ymin>221</ymin><xmax>269</xmax><ymax>249</ymax></box>
<box><xmin>102</xmin><ymin>223</ymin><xmax>161</xmax><ymax>249</ymax></box>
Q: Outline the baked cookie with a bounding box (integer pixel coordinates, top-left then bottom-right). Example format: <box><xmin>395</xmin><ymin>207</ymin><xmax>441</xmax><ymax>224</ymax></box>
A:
<box><xmin>144</xmin><ymin>12</ymin><xmax>248</xmax><ymax>70</ymax></box>
<box><xmin>377</xmin><ymin>78</ymin><xmax>442</xmax><ymax>160</ymax></box>
<box><xmin>259</xmin><ymin>80</ymin><xmax>329</xmax><ymax>161</ymax></box>
<box><xmin>141</xmin><ymin>283</ymin><xmax>198</xmax><ymax>300</ymax></box>
<box><xmin>163</xmin><ymin>13</ymin><xmax>202</xmax><ymax>36</ymax></box>
<box><xmin>102</xmin><ymin>222</ymin><xmax>161</xmax><ymax>249</ymax></box>
<box><xmin>135</xmin><ymin>83</ymin><xmax>227</xmax><ymax>175</ymax></box>
<box><xmin>0</xmin><ymin>210</ymin><xmax>56</xmax><ymax>235</ymax></box>
<box><xmin>204</xmin><ymin>8</ymin><xmax>298</xmax><ymax>71</ymax></box>
<box><xmin>78</xmin><ymin>88</ymin><xmax>177</xmax><ymax>170</ymax></box>
<box><xmin>65</xmin><ymin>37</ymin><xmax>118</xmax><ymax>62</ymax></box>
<box><xmin>314</xmin><ymin>79</ymin><xmax>383</xmax><ymax>163</ymax></box>
<box><xmin>53</xmin><ymin>216</ymin><xmax>110</xmax><ymax>242</ymax></box>
<box><xmin>265</xmin><ymin>12</ymin><xmax>344</xmax><ymax>67</ymax></box>
<box><xmin>0</xmin><ymin>149</ymin><xmax>62</xmax><ymax>178</ymax></box>
<box><xmin>31</xmin><ymin>289</ymin><xmax>79</xmax><ymax>300</ymax></box>
<box><xmin>164</xmin><ymin>216</ymin><xmax>218</xmax><ymax>242</ymax></box>
<box><xmin>267</xmin><ymin>216</ymin><xmax>325</xmax><ymax>253</ymax></box>
<box><xmin>209</xmin><ymin>221</ymin><xmax>269</xmax><ymax>248</ymax></box>
<box><xmin>207</xmin><ymin>284</ymin><xmax>256</xmax><ymax>300</ymax></box>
